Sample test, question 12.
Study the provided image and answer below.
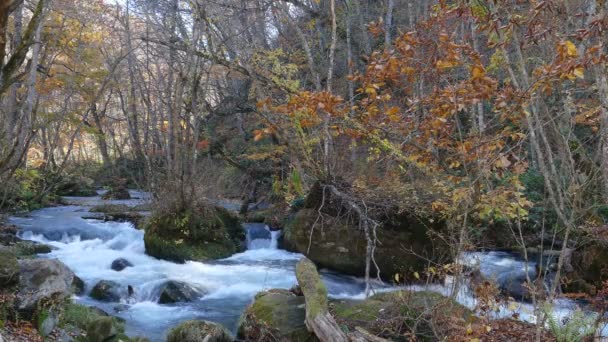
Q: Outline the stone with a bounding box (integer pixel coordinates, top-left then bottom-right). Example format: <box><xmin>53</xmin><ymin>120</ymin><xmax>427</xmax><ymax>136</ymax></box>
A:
<box><xmin>144</xmin><ymin>205</ymin><xmax>244</xmax><ymax>263</ymax></box>
<box><xmin>158</xmin><ymin>281</ymin><xmax>204</xmax><ymax>304</ymax></box>
<box><xmin>16</xmin><ymin>259</ymin><xmax>75</xmax><ymax>314</ymax></box>
<box><xmin>90</xmin><ymin>280</ymin><xmax>124</xmax><ymax>302</ymax></box>
<box><xmin>166</xmin><ymin>320</ymin><xmax>233</xmax><ymax>342</ymax></box>
<box><xmin>86</xmin><ymin>317</ymin><xmax>118</xmax><ymax>342</ymax></box>
<box><xmin>72</xmin><ymin>275</ymin><xmax>85</xmax><ymax>295</ymax></box>
<box><xmin>110</xmin><ymin>258</ymin><xmax>133</xmax><ymax>272</ymax></box>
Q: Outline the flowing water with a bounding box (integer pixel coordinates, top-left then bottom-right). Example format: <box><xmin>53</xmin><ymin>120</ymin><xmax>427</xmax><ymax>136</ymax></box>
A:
<box><xmin>9</xmin><ymin>192</ymin><xmax>375</xmax><ymax>341</ymax></box>
<box><xmin>9</xmin><ymin>191</ymin><xmax>604</xmax><ymax>340</ymax></box>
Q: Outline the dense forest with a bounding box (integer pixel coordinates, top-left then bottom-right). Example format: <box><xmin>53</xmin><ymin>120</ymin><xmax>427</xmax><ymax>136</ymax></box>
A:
<box><xmin>1</xmin><ymin>0</ymin><xmax>608</xmax><ymax>341</ymax></box>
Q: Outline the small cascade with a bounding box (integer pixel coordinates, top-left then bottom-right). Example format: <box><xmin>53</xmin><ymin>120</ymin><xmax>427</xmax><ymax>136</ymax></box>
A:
<box><xmin>245</xmin><ymin>223</ymin><xmax>274</xmax><ymax>250</ymax></box>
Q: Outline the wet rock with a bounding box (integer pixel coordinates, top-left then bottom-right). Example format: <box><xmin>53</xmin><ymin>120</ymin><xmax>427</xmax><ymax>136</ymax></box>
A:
<box><xmin>101</xmin><ymin>183</ymin><xmax>131</xmax><ymax>200</ymax></box>
<box><xmin>110</xmin><ymin>258</ymin><xmax>133</xmax><ymax>272</ymax></box>
<box><xmin>158</xmin><ymin>281</ymin><xmax>205</xmax><ymax>304</ymax></box>
<box><xmin>144</xmin><ymin>205</ymin><xmax>244</xmax><ymax>263</ymax></box>
<box><xmin>72</xmin><ymin>275</ymin><xmax>85</xmax><ymax>295</ymax></box>
<box><xmin>0</xmin><ymin>250</ymin><xmax>19</xmax><ymax>287</ymax></box>
<box><xmin>90</xmin><ymin>280</ymin><xmax>124</xmax><ymax>302</ymax></box>
<box><xmin>56</xmin><ymin>175</ymin><xmax>97</xmax><ymax>197</ymax></box>
<box><xmin>167</xmin><ymin>320</ymin><xmax>232</xmax><ymax>342</ymax></box>
<box><xmin>237</xmin><ymin>290</ymin><xmax>313</xmax><ymax>342</ymax></box>
<box><xmin>281</xmin><ymin>207</ymin><xmax>444</xmax><ymax>279</ymax></box>
<box><xmin>16</xmin><ymin>259</ymin><xmax>75</xmax><ymax>313</ymax></box>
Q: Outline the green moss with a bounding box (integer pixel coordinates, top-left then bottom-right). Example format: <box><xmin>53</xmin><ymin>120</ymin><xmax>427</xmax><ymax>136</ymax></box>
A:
<box><xmin>282</xmin><ymin>208</ymin><xmax>441</xmax><ymax>280</ymax></box>
<box><xmin>167</xmin><ymin>320</ymin><xmax>232</xmax><ymax>342</ymax></box>
<box><xmin>0</xmin><ymin>250</ymin><xmax>19</xmax><ymax>287</ymax></box>
<box><xmin>295</xmin><ymin>258</ymin><xmax>328</xmax><ymax>318</ymax></box>
<box><xmin>144</xmin><ymin>205</ymin><xmax>243</xmax><ymax>262</ymax></box>
<box><xmin>60</xmin><ymin>302</ymin><xmax>124</xmax><ymax>333</ymax></box>
<box><xmin>238</xmin><ymin>291</ymin><xmax>316</xmax><ymax>342</ymax></box>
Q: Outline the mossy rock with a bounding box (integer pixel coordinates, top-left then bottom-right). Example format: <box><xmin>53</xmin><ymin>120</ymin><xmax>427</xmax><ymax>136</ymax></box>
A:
<box><xmin>281</xmin><ymin>208</ymin><xmax>444</xmax><ymax>280</ymax></box>
<box><xmin>167</xmin><ymin>320</ymin><xmax>232</xmax><ymax>342</ymax></box>
<box><xmin>60</xmin><ymin>302</ymin><xmax>125</xmax><ymax>334</ymax></box>
<box><xmin>0</xmin><ymin>250</ymin><xmax>19</xmax><ymax>287</ymax></box>
<box><xmin>565</xmin><ymin>241</ymin><xmax>608</xmax><ymax>295</ymax></box>
<box><xmin>237</xmin><ymin>290</ymin><xmax>317</xmax><ymax>342</ymax></box>
<box><xmin>56</xmin><ymin>176</ymin><xmax>97</xmax><ymax>197</ymax></box>
<box><xmin>9</xmin><ymin>241</ymin><xmax>53</xmax><ymax>257</ymax></box>
<box><xmin>144</xmin><ymin>205</ymin><xmax>244</xmax><ymax>263</ymax></box>
<box><xmin>332</xmin><ymin>291</ymin><xmax>473</xmax><ymax>340</ymax></box>
<box><xmin>101</xmin><ymin>185</ymin><xmax>131</xmax><ymax>200</ymax></box>
<box><xmin>90</xmin><ymin>280</ymin><xmax>124</xmax><ymax>302</ymax></box>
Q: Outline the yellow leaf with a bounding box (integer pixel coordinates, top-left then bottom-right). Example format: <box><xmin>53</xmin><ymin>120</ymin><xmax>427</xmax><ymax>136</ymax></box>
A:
<box><xmin>471</xmin><ymin>65</ymin><xmax>485</xmax><ymax>79</ymax></box>
<box><xmin>466</xmin><ymin>324</ymin><xmax>473</xmax><ymax>335</ymax></box>
<box><xmin>394</xmin><ymin>273</ymin><xmax>400</xmax><ymax>283</ymax></box>
<box><xmin>413</xmin><ymin>271</ymin><xmax>420</xmax><ymax>280</ymax></box>
<box><xmin>436</xmin><ymin>60</ymin><xmax>459</xmax><ymax>69</ymax></box>
<box><xmin>573</xmin><ymin>67</ymin><xmax>585</xmax><ymax>79</ymax></box>
<box><xmin>565</xmin><ymin>40</ymin><xmax>578</xmax><ymax>57</ymax></box>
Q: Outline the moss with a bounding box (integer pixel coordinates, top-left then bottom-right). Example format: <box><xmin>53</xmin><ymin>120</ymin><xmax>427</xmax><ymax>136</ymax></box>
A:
<box><xmin>59</xmin><ymin>302</ymin><xmax>123</xmax><ymax>332</ymax></box>
<box><xmin>167</xmin><ymin>320</ymin><xmax>232</xmax><ymax>342</ymax></box>
<box><xmin>282</xmin><ymin>208</ymin><xmax>443</xmax><ymax>280</ymax></box>
<box><xmin>295</xmin><ymin>258</ymin><xmax>328</xmax><ymax>319</ymax></box>
<box><xmin>332</xmin><ymin>291</ymin><xmax>473</xmax><ymax>341</ymax></box>
<box><xmin>238</xmin><ymin>291</ymin><xmax>316</xmax><ymax>342</ymax></box>
<box><xmin>0</xmin><ymin>250</ymin><xmax>19</xmax><ymax>287</ymax></box>
<box><xmin>144</xmin><ymin>205</ymin><xmax>243</xmax><ymax>262</ymax></box>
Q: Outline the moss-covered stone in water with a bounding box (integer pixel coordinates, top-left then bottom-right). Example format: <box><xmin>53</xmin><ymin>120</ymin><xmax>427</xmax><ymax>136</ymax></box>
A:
<box><xmin>0</xmin><ymin>250</ymin><xmax>19</xmax><ymax>287</ymax></box>
<box><xmin>167</xmin><ymin>320</ymin><xmax>232</xmax><ymax>342</ymax></box>
<box><xmin>282</xmin><ymin>208</ymin><xmax>443</xmax><ymax>279</ymax></box>
<box><xmin>237</xmin><ymin>290</ymin><xmax>317</xmax><ymax>342</ymax></box>
<box><xmin>144</xmin><ymin>205</ymin><xmax>244</xmax><ymax>262</ymax></box>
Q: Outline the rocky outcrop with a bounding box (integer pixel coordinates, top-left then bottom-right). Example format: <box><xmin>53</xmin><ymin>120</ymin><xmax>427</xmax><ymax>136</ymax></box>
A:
<box><xmin>144</xmin><ymin>205</ymin><xmax>244</xmax><ymax>263</ymax></box>
<box><xmin>111</xmin><ymin>258</ymin><xmax>133</xmax><ymax>272</ymax></box>
<box><xmin>166</xmin><ymin>320</ymin><xmax>233</xmax><ymax>342</ymax></box>
<box><xmin>281</xmin><ymin>207</ymin><xmax>445</xmax><ymax>280</ymax></box>
<box><xmin>101</xmin><ymin>185</ymin><xmax>131</xmax><ymax>200</ymax></box>
<box><xmin>89</xmin><ymin>204</ymin><xmax>147</xmax><ymax>229</ymax></box>
<box><xmin>56</xmin><ymin>175</ymin><xmax>97</xmax><ymax>197</ymax></box>
<box><xmin>158</xmin><ymin>281</ymin><xmax>205</xmax><ymax>304</ymax></box>
<box><xmin>565</xmin><ymin>241</ymin><xmax>608</xmax><ymax>294</ymax></box>
<box><xmin>90</xmin><ymin>280</ymin><xmax>125</xmax><ymax>302</ymax></box>
<box><xmin>16</xmin><ymin>259</ymin><xmax>75</xmax><ymax>313</ymax></box>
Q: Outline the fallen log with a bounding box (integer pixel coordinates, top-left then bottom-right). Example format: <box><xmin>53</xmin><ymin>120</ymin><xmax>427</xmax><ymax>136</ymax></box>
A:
<box><xmin>296</xmin><ymin>257</ymin><xmax>348</xmax><ymax>342</ymax></box>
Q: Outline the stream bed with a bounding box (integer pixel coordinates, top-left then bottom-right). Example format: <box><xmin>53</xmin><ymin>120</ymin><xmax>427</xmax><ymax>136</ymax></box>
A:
<box><xmin>8</xmin><ymin>191</ymin><xmax>604</xmax><ymax>340</ymax></box>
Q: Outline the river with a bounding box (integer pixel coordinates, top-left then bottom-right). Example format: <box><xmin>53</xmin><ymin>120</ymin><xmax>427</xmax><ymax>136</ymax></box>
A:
<box><xmin>8</xmin><ymin>190</ymin><xmax>603</xmax><ymax>340</ymax></box>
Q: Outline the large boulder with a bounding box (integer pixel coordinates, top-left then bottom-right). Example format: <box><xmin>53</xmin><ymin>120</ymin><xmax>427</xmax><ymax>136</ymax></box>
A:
<box><xmin>144</xmin><ymin>205</ymin><xmax>244</xmax><ymax>263</ymax></box>
<box><xmin>237</xmin><ymin>289</ymin><xmax>315</xmax><ymax>342</ymax></box>
<box><xmin>0</xmin><ymin>250</ymin><xmax>19</xmax><ymax>287</ymax></box>
<box><xmin>238</xmin><ymin>289</ymin><xmax>473</xmax><ymax>341</ymax></box>
<box><xmin>111</xmin><ymin>258</ymin><xmax>133</xmax><ymax>272</ymax></box>
<box><xmin>56</xmin><ymin>175</ymin><xmax>97</xmax><ymax>197</ymax></box>
<box><xmin>166</xmin><ymin>320</ymin><xmax>232</xmax><ymax>342</ymax></box>
<box><xmin>16</xmin><ymin>259</ymin><xmax>75</xmax><ymax>314</ymax></box>
<box><xmin>158</xmin><ymin>281</ymin><xmax>205</xmax><ymax>304</ymax></box>
<box><xmin>101</xmin><ymin>185</ymin><xmax>131</xmax><ymax>200</ymax></box>
<box><xmin>90</xmin><ymin>280</ymin><xmax>125</xmax><ymax>302</ymax></box>
<box><xmin>281</xmin><ymin>207</ymin><xmax>445</xmax><ymax>280</ymax></box>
